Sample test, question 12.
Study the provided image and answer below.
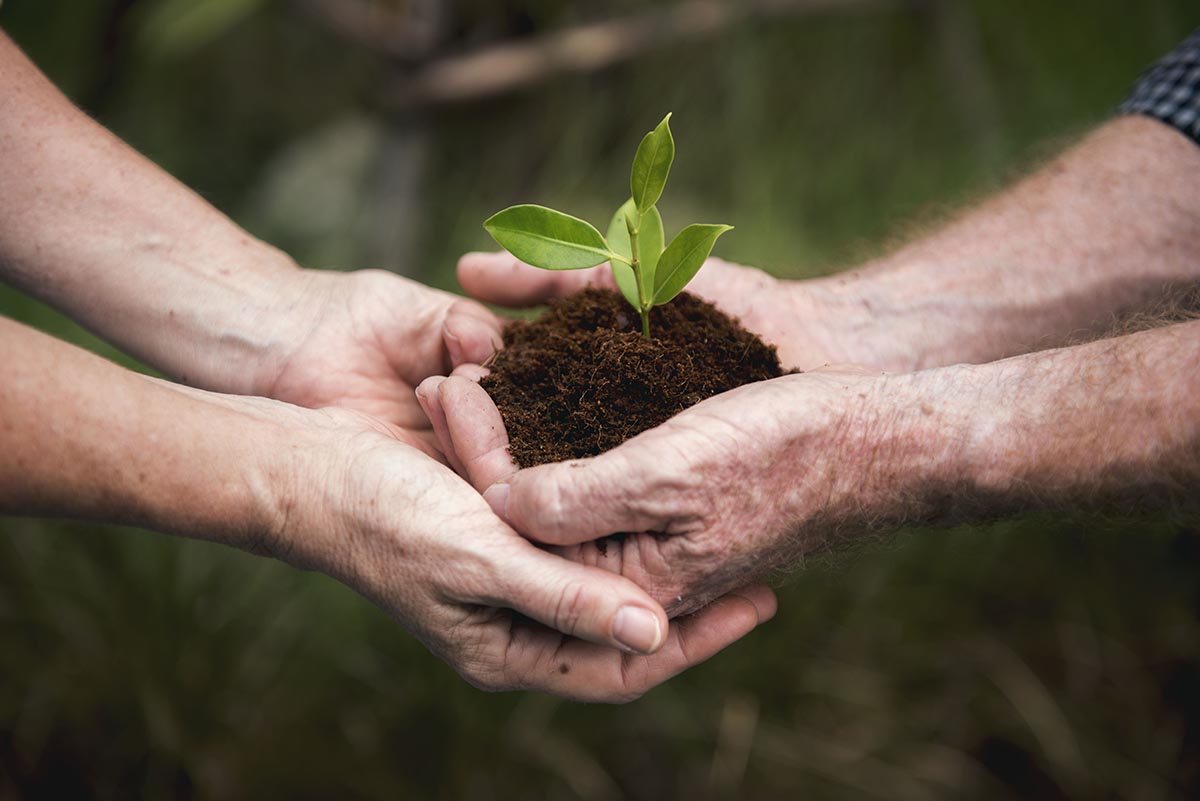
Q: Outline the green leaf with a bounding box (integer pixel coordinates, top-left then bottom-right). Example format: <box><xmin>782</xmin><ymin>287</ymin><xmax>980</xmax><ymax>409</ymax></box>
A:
<box><xmin>630</xmin><ymin>113</ymin><xmax>675</xmax><ymax>213</ymax></box>
<box><xmin>484</xmin><ymin>205</ymin><xmax>613</xmax><ymax>270</ymax></box>
<box><xmin>652</xmin><ymin>224</ymin><xmax>733</xmax><ymax>305</ymax></box>
<box><xmin>607</xmin><ymin>199</ymin><xmax>664</xmax><ymax>309</ymax></box>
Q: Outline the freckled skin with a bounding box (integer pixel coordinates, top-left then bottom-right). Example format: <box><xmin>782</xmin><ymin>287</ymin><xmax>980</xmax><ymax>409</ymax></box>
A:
<box><xmin>0</xmin><ymin>318</ymin><xmax>779</xmax><ymax>702</ymax></box>
<box><xmin>440</xmin><ymin>114</ymin><xmax>1200</xmax><ymax>620</ymax></box>
<box><xmin>0</xmin><ymin>31</ymin><xmax>505</xmax><ymax>429</ymax></box>
<box><xmin>0</xmin><ymin>32</ymin><xmax>779</xmax><ymax>703</ymax></box>
<box><xmin>428</xmin><ymin>323</ymin><xmax>1200</xmax><ymax>617</ymax></box>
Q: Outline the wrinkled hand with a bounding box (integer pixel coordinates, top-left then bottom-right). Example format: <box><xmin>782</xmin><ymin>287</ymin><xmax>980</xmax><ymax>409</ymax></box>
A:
<box><xmin>456</xmin><ymin>252</ymin><xmax>852</xmax><ymax>371</ymax></box>
<box><xmin>417</xmin><ymin>366</ymin><xmax>893</xmax><ymax>616</ymax></box>
<box><xmin>258</xmin><ymin>268</ymin><xmax>504</xmax><ymax>434</ymax></box>
<box><xmin>270</xmin><ymin>403</ymin><xmax>777</xmax><ymax>702</ymax></box>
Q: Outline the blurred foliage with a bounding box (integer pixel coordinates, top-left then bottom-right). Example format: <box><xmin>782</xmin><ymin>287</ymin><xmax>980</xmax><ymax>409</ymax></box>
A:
<box><xmin>2</xmin><ymin>0</ymin><xmax>1199</xmax><ymax>799</ymax></box>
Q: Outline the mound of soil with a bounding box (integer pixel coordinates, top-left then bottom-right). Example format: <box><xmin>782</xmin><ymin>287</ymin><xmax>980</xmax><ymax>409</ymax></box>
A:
<box><xmin>480</xmin><ymin>288</ymin><xmax>783</xmax><ymax>468</ymax></box>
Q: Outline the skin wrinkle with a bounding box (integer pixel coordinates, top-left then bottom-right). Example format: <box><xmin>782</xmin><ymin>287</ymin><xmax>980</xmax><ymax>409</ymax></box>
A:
<box><xmin>795</xmin><ymin>118</ymin><xmax>1200</xmax><ymax>374</ymax></box>
<box><xmin>3</xmin><ymin>33</ymin><xmax>780</xmax><ymax>702</ymax></box>
<box><xmin>432</xmin><ymin>122</ymin><xmax>1200</xmax><ymax>640</ymax></box>
<box><xmin>549</xmin><ymin>578</ymin><xmax>590</xmax><ymax>640</ymax></box>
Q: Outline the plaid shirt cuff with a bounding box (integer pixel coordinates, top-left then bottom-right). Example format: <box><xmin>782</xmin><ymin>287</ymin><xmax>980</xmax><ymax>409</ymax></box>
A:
<box><xmin>1120</xmin><ymin>28</ymin><xmax>1200</xmax><ymax>144</ymax></box>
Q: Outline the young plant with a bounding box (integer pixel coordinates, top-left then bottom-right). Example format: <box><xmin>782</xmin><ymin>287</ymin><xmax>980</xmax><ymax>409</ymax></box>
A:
<box><xmin>483</xmin><ymin>114</ymin><xmax>732</xmax><ymax>338</ymax></box>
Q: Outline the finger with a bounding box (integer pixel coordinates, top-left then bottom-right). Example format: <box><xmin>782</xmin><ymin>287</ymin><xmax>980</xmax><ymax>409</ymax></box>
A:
<box><xmin>484</xmin><ymin>453</ymin><xmax>672</xmax><ymax>546</ymax></box>
<box><xmin>482</xmin><ymin>541</ymin><xmax>670</xmax><ymax>655</ymax></box>
<box><xmin>457</xmin><ymin>251</ymin><xmax>615</xmax><ymax>308</ymax></box>
<box><xmin>727</xmin><ymin>584</ymin><xmax>779</xmax><ymax>624</ymax></box>
<box><xmin>500</xmin><ymin>584</ymin><xmax>774</xmax><ymax>703</ymax></box>
<box><xmin>443</xmin><ymin>299</ymin><xmax>504</xmax><ymax>368</ymax></box>
<box><xmin>450</xmin><ymin>363</ymin><xmax>490</xmax><ymax>382</ymax></box>
<box><xmin>437</xmin><ymin>376</ymin><xmax>517</xmax><ymax>491</ymax></box>
<box><xmin>415</xmin><ymin>377</ymin><xmax>468</xmax><ymax>477</ymax></box>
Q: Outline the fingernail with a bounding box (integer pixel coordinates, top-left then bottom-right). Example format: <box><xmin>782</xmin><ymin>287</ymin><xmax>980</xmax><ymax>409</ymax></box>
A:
<box><xmin>613</xmin><ymin>606</ymin><xmax>663</xmax><ymax>655</ymax></box>
<box><xmin>484</xmin><ymin>483</ymin><xmax>510</xmax><ymax>521</ymax></box>
<box><xmin>416</xmin><ymin>376</ymin><xmax>444</xmax><ymax>403</ymax></box>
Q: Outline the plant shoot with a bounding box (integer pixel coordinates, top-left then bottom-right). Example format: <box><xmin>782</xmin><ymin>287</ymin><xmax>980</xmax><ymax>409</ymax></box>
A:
<box><xmin>483</xmin><ymin>114</ymin><xmax>732</xmax><ymax>338</ymax></box>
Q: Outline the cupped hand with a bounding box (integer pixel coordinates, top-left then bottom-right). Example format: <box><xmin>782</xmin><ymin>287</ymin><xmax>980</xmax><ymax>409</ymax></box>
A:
<box><xmin>258</xmin><ymin>268</ymin><xmax>504</xmax><ymax>432</ymax></box>
<box><xmin>269</xmin><ymin>404</ymin><xmax>777</xmax><ymax>702</ymax></box>
<box><xmin>417</xmin><ymin>366</ymin><xmax>891</xmax><ymax>616</ymax></box>
<box><xmin>456</xmin><ymin>251</ymin><xmax>853</xmax><ymax>371</ymax></box>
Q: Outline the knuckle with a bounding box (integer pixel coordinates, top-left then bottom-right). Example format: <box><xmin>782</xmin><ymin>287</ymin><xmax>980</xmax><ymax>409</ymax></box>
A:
<box><xmin>615</xmin><ymin>679</ymin><xmax>648</xmax><ymax>705</ymax></box>
<box><xmin>523</xmin><ymin>470</ymin><xmax>576</xmax><ymax>540</ymax></box>
<box><xmin>449</xmin><ymin>540</ymin><xmax>507</xmax><ymax>605</ymax></box>
<box><xmin>612</xmin><ymin>661</ymin><xmax>650</xmax><ymax>704</ymax></box>
<box><xmin>551</xmin><ymin>579</ymin><xmax>592</xmax><ymax>637</ymax></box>
<box><xmin>457</xmin><ymin>658</ymin><xmax>511</xmax><ymax>694</ymax></box>
<box><xmin>442</xmin><ymin>620</ymin><xmax>521</xmax><ymax>695</ymax></box>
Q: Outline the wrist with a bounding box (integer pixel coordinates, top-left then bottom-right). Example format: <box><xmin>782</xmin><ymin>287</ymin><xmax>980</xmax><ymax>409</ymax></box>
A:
<box><xmin>915</xmin><ymin>325</ymin><xmax>1200</xmax><ymax>513</ymax></box>
<box><xmin>788</xmin><ymin>268</ymin><xmax>929</xmax><ymax>372</ymax></box>
<box><xmin>799</xmin><ymin>367</ymin><xmax>981</xmax><ymax>527</ymax></box>
<box><xmin>878</xmin><ymin>359</ymin><xmax>1051</xmax><ymax>521</ymax></box>
<box><xmin>179</xmin><ymin>241</ymin><xmax>311</xmax><ymax>397</ymax></box>
<box><xmin>797</xmin><ymin>255</ymin><xmax>996</xmax><ymax>372</ymax></box>
<box><xmin>91</xmin><ymin>231</ymin><xmax>310</xmax><ymax>397</ymax></box>
<box><xmin>139</xmin><ymin>386</ymin><xmax>321</xmax><ymax>555</ymax></box>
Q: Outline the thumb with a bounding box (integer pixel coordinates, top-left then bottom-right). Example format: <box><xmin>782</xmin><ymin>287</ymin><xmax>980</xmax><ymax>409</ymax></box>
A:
<box><xmin>491</xmin><ymin>541</ymin><xmax>670</xmax><ymax>655</ymax></box>
<box><xmin>485</xmin><ymin>453</ymin><xmax>676</xmax><ymax>546</ymax></box>
<box><xmin>457</xmin><ymin>251</ymin><xmax>615</xmax><ymax>308</ymax></box>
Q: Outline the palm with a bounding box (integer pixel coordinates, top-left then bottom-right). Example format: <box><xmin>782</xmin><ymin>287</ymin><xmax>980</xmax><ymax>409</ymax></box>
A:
<box><xmin>264</xmin><ymin>270</ymin><xmax>502</xmax><ymax>435</ymax></box>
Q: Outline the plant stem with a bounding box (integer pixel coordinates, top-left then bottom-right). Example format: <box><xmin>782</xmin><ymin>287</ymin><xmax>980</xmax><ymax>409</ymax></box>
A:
<box><xmin>628</xmin><ymin>215</ymin><xmax>652</xmax><ymax>339</ymax></box>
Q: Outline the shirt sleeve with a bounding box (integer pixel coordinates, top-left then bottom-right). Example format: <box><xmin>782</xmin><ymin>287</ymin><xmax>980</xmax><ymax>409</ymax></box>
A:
<box><xmin>1120</xmin><ymin>28</ymin><xmax>1200</xmax><ymax>145</ymax></box>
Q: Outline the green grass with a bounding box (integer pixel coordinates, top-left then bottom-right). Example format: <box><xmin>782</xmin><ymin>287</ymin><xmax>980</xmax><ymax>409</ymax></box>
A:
<box><xmin>2</xmin><ymin>1</ymin><xmax>1198</xmax><ymax>798</ymax></box>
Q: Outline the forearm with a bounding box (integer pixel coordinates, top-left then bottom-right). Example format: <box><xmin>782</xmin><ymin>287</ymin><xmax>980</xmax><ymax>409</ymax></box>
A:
<box><xmin>800</xmin><ymin>117</ymin><xmax>1200</xmax><ymax>371</ymax></box>
<box><xmin>0</xmin><ymin>31</ymin><xmax>304</xmax><ymax>393</ymax></box>
<box><xmin>871</xmin><ymin>319</ymin><xmax>1200</xmax><ymax>523</ymax></box>
<box><xmin>0</xmin><ymin>316</ymin><xmax>301</xmax><ymax>549</ymax></box>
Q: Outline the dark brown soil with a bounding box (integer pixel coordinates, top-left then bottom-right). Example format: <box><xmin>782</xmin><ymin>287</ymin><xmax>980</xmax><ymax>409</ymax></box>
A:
<box><xmin>481</xmin><ymin>288</ymin><xmax>783</xmax><ymax>468</ymax></box>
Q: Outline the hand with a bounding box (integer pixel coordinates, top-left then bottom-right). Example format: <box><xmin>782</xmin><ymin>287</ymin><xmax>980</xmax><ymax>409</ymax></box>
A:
<box><xmin>268</xmin><ymin>403</ymin><xmax>778</xmax><ymax>702</ymax></box>
<box><xmin>417</xmin><ymin>365</ymin><xmax>919</xmax><ymax>616</ymax></box>
<box><xmin>0</xmin><ymin>308</ymin><xmax>775</xmax><ymax>704</ymax></box>
<box><xmin>256</xmin><ymin>268</ymin><xmax>505</xmax><ymax>433</ymax></box>
<box><xmin>456</xmin><ymin>252</ymin><xmax>860</xmax><ymax>371</ymax></box>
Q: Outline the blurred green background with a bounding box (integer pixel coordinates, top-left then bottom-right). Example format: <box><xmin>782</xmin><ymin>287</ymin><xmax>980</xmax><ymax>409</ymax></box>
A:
<box><xmin>2</xmin><ymin>1</ymin><xmax>1199</xmax><ymax>798</ymax></box>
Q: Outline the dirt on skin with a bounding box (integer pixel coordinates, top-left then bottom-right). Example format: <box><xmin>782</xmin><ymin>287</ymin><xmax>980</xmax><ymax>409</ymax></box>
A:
<box><xmin>480</xmin><ymin>288</ymin><xmax>784</xmax><ymax>468</ymax></box>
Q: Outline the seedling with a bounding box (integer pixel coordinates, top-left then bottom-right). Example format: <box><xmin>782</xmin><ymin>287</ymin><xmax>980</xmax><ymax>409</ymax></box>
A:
<box><xmin>484</xmin><ymin>114</ymin><xmax>732</xmax><ymax>338</ymax></box>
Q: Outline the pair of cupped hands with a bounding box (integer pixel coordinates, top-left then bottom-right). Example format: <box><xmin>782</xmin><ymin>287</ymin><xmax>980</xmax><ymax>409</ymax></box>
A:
<box><xmin>263</xmin><ymin>252</ymin><xmax>872</xmax><ymax>703</ymax></box>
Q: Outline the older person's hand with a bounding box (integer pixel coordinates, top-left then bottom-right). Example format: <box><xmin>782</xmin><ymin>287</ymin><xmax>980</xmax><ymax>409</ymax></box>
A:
<box><xmin>418</xmin><ymin>366</ymin><xmax>940</xmax><ymax>615</ymax></box>
<box><xmin>423</xmin><ymin>307</ymin><xmax>1200</xmax><ymax>615</ymax></box>
<box><xmin>456</xmin><ymin>252</ymin><xmax>857</xmax><ymax>372</ymax></box>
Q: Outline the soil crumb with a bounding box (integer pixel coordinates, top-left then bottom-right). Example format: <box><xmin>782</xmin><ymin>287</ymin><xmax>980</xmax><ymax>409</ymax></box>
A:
<box><xmin>481</xmin><ymin>288</ymin><xmax>782</xmax><ymax>468</ymax></box>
